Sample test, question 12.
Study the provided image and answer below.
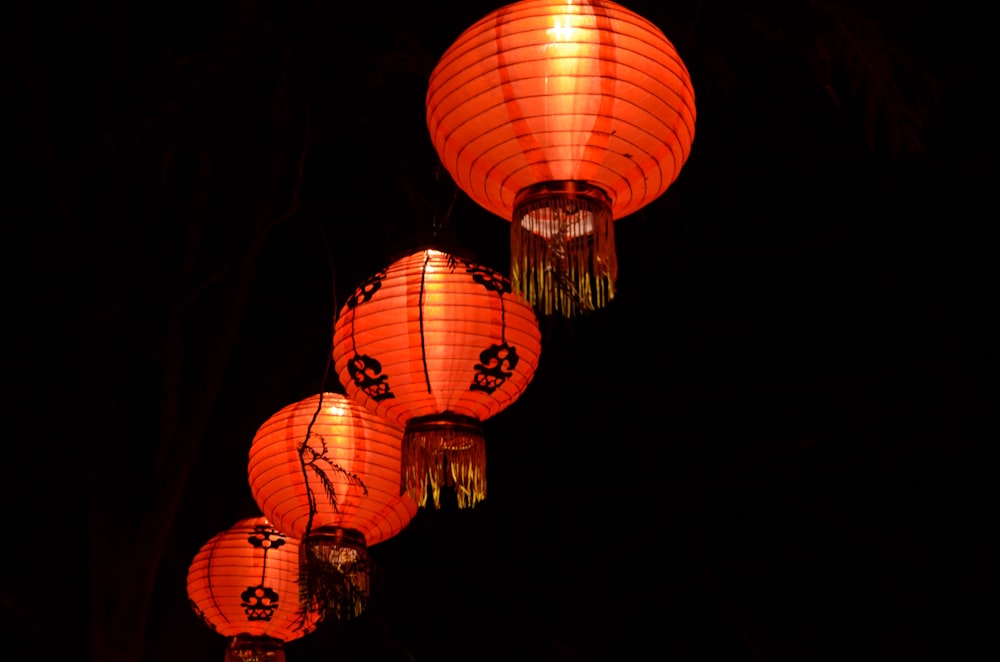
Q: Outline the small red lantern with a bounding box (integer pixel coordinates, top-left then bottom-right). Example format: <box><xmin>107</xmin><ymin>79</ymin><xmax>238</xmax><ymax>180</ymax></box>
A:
<box><xmin>426</xmin><ymin>0</ymin><xmax>696</xmax><ymax>315</ymax></box>
<box><xmin>247</xmin><ymin>393</ymin><xmax>417</xmax><ymax>621</ymax></box>
<box><xmin>333</xmin><ymin>249</ymin><xmax>541</xmax><ymax>509</ymax></box>
<box><xmin>187</xmin><ymin>516</ymin><xmax>318</xmax><ymax>661</ymax></box>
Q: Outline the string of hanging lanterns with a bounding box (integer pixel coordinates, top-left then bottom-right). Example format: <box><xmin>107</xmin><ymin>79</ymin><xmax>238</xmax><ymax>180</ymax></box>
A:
<box><xmin>426</xmin><ymin>0</ymin><xmax>696</xmax><ymax>316</ymax></box>
<box><xmin>190</xmin><ymin>3</ymin><xmax>698</xmax><ymax>652</ymax></box>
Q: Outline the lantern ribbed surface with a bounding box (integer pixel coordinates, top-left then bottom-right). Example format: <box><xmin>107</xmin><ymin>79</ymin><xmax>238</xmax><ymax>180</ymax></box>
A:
<box><xmin>426</xmin><ymin>0</ymin><xmax>696</xmax><ymax>223</ymax></box>
<box><xmin>187</xmin><ymin>517</ymin><xmax>317</xmax><ymax>645</ymax></box>
<box><xmin>247</xmin><ymin>393</ymin><xmax>417</xmax><ymax>546</ymax></box>
<box><xmin>333</xmin><ymin>249</ymin><xmax>542</xmax><ymax>507</ymax></box>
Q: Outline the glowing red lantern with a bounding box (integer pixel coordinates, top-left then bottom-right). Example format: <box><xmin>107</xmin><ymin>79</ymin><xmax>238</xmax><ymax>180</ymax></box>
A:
<box><xmin>426</xmin><ymin>0</ymin><xmax>696</xmax><ymax>315</ymax></box>
<box><xmin>187</xmin><ymin>516</ymin><xmax>318</xmax><ymax>661</ymax></box>
<box><xmin>247</xmin><ymin>393</ymin><xmax>417</xmax><ymax>620</ymax></box>
<box><xmin>333</xmin><ymin>249</ymin><xmax>541</xmax><ymax>509</ymax></box>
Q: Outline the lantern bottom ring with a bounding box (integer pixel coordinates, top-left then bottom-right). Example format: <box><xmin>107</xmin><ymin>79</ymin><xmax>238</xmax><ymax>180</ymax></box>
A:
<box><xmin>226</xmin><ymin>634</ymin><xmax>286</xmax><ymax>662</ymax></box>
<box><xmin>514</xmin><ymin>181</ymin><xmax>611</xmax><ymax>239</ymax></box>
<box><xmin>406</xmin><ymin>413</ymin><xmax>482</xmax><ymax>450</ymax></box>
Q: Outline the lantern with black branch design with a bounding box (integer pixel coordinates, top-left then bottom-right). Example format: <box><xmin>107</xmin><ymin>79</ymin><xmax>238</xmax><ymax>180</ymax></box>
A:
<box><xmin>426</xmin><ymin>0</ymin><xmax>696</xmax><ymax>315</ymax></box>
<box><xmin>333</xmin><ymin>249</ymin><xmax>542</xmax><ymax>509</ymax></box>
<box><xmin>187</xmin><ymin>516</ymin><xmax>319</xmax><ymax>661</ymax></box>
<box><xmin>247</xmin><ymin>393</ymin><xmax>417</xmax><ymax>622</ymax></box>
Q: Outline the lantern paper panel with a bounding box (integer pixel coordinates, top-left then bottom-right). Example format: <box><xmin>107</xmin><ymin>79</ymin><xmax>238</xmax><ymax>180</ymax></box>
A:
<box><xmin>333</xmin><ymin>249</ymin><xmax>542</xmax><ymax>508</ymax></box>
<box><xmin>426</xmin><ymin>0</ymin><xmax>696</xmax><ymax>314</ymax></box>
<box><xmin>248</xmin><ymin>393</ymin><xmax>417</xmax><ymax>620</ymax></box>
<box><xmin>187</xmin><ymin>516</ymin><xmax>318</xmax><ymax>660</ymax></box>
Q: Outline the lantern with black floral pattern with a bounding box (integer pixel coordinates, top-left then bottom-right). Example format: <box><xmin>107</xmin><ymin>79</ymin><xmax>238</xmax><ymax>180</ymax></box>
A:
<box><xmin>187</xmin><ymin>516</ymin><xmax>318</xmax><ymax>661</ymax></box>
<box><xmin>333</xmin><ymin>249</ymin><xmax>542</xmax><ymax>509</ymax></box>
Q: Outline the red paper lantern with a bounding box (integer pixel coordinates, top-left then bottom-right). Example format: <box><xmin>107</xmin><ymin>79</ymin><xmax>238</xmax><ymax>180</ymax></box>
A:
<box><xmin>333</xmin><ymin>249</ymin><xmax>541</xmax><ymax>509</ymax></box>
<box><xmin>247</xmin><ymin>393</ymin><xmax>417</xmax><ymax>620</ymax></box>
<box><xmin>187</xmin><ymin>516</ymin><xmax>318</xmax><ymax>661</ymax></box>
<box><xmin>426</xmin><ymin>0</ymin><xmax>696</xmax><ymax>315</ymax></box>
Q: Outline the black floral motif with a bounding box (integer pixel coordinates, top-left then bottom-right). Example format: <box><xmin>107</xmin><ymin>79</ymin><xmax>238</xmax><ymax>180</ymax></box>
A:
<box><xmin>247</xmin><ymin>524</ymin><xmax>286</xmax><ymax>550</ymax></box>
<box><xmin>301</xmin><ymin>433</ymin><xmax>367</xmax><ymax>512</ymax></box>
<box><xmin>462</xmin><ymin>260</ymin><xmax>512</xmax><ymax>294</ymax></box>
<box><xmin>347</xmin><ymin>354</ymin><xmax>394</xmax><ymax>401</ymax></box>
<box><xmin>346</xmin><ymin>270</ymin><xmax>386</xmax><ymax>308</ymax></box>
<box><xmin>470</xmin><ymin>342</ymin><xmax>520</xmax><ymax>393</ymax></box>
<box><xmin>241</xmin><ymin>584</ymin><xmax>280</xmax><ymax>621</ymax></box>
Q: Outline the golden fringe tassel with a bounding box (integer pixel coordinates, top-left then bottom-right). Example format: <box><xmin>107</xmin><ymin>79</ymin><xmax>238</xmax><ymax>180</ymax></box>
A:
<box><xmin>403</xmin><ymin>424</ymin><xmax>486</xmax><ymax>509</ymax></box>
<box><xmin>299</xmin><ymin>528</ymin><xmax>369</xmax><ymax>622</ymax></box>
<box><xmin>512</xmin><ymin>190</ymin><xmax>616</xmax><ymax>317</ymax></box>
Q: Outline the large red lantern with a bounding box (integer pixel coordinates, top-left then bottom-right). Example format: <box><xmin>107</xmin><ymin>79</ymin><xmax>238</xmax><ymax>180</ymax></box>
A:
<box><xmin>333</xmin><ymin>249</ymin><xmax>541</xmax><ymax>509</ymax></box>
<box><xmin>187</xmin><ymin>516</ymin><xmax>318</xmax><ymax>661</ymax></box>
<box><xmin>247</xmin><ymin>393</ymin><xmax>417</xmax><ymax>621</ymax></box>
<box><xmin>426</xmin><ymin>0</ymin><xmax>696</xmax><ymax>315</ymax></box>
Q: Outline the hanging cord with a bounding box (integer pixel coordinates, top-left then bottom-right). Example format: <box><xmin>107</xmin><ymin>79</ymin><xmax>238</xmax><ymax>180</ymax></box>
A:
<box><xmin>295</xmin><ymin>219</ymin><xmax>370</xmax><ymax>623</ymax></box>
<box><xmin>300</xmin><ymin>218</ymin><xmax>344</xmax><ymax>534</ymax></box>
<box><xmin>432</xmin><ymin>180</ymin><xmax>459</xmax><ymax>239</ymax></box>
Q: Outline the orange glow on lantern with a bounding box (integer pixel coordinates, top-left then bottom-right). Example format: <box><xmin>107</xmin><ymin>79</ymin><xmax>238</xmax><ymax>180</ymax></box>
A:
<box><xmin>187</xmin><ymin>517</ymin><xmax>319</xmax><ymax>661</ymax></box>
<box><xmin>426</xmin><ymin>0</ymin><xmax>696</xmax><ymax>315</ymax></box>
<box><xmin>247</xmin><ymin>393</ymin><xmax>417</xmax><ymax>620</ymax></box>
<box><xmin>333</xmin><ymin>249</ymin><xmax>541</xmax><ymax>509</ymax></box>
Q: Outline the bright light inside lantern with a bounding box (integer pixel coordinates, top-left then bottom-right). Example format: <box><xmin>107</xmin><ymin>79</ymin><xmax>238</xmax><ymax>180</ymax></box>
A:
<box><xmin>536</xmin><ymin>1</ymin><xmax>599</xmax><ymax>177</ymax></box>
<box><xmin>548</xmin><ymin>17</ymin><xmax>574</xmax><ymax>41</ymax></box>
<box><xmin>546</xmin><ymin>1</ymin><xmax>586</xmax><ymax>44</ymax></box>
<box><xmin>422</xmin><ymin>249</ymin><xmax>438</xmax><ymax>272</ymax></box>
<box><xmin>519</xmin><ymin>206</ymin><xmax>595</xmax><ymax>239</ymax></box>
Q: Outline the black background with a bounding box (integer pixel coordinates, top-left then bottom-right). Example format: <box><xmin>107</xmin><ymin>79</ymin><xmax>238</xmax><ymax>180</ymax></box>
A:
<box><xmin>5</xmin><ymin>1</ymin><xmax>991</xmax><ymax>660</ymax></box>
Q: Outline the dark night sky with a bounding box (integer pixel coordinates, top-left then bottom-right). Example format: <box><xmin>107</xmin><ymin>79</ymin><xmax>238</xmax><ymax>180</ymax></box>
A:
<box><xmin>4</xmin><ymin>1</ymin><xmax>992</xmax><ymax>660</ymax></box>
